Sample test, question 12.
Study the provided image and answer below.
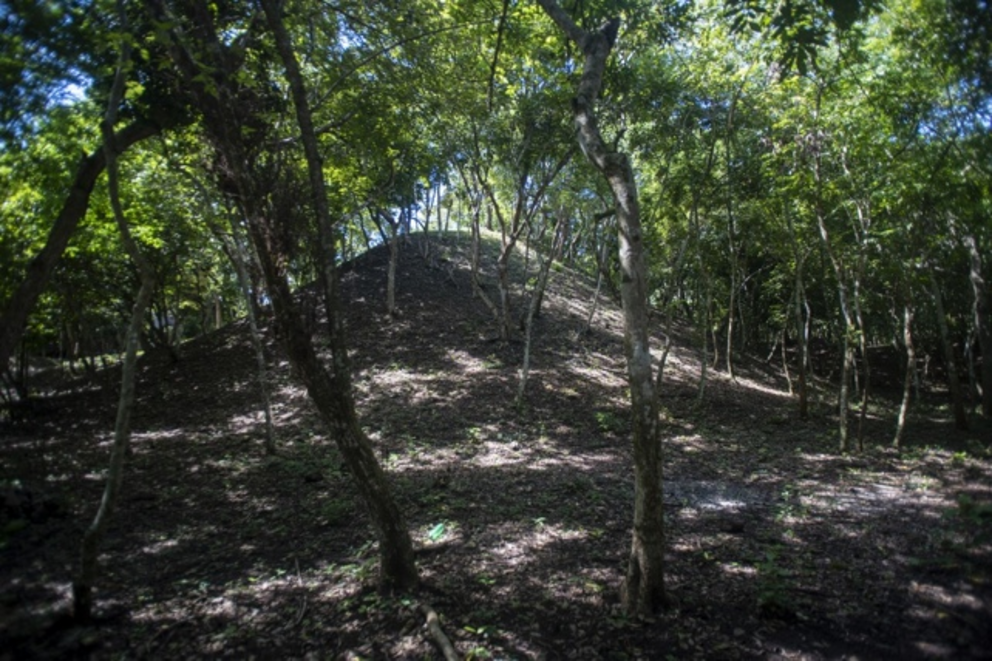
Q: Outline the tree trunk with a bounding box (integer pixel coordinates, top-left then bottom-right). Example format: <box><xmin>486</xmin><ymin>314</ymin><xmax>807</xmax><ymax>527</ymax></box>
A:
<box><xmin>793</xmin><ymin>257</ymin><xmax>809</xmax><ymax>419</ymax></box>
<box><xmin>74</xmin><ymin>277</ymin><xmax>154</xmax><ymax>622</ymax></box>
<box><xmin>0</xmin><ymin>120</ymin><xmax>159</xmax><ymax>372</ymax></box>
<box><xmin>260</xmin><ymin>0</ymin><xmax>418</xmax><ymax>589</ymax></box>
<box><xmin>582</xmin><ymin>233</ymin><xmax>609</xmax><ymax>335</ymax></box>
<box><xmin>962</xmin><ymin>232</ymin><xmax>992</xmax><ymax>417</ymax></box>
<box><xmin>225</xmin><ymin>214</ymin><xmax>277</xmax><ymax>455</ymax></box>
<box><xmin>75</xmin><ymin>35</ymin><xmax>158</xmax><ymax>621</ymax></box>
<box><xmin>388</xmin><ymin>223</ymin><xmax>398</xmax><ymax>316</ymax></box>
<box><xmin>813</xmin><ymin>196</ymin><xmax>852</xmax><ymax>450</ymax></box>
<box><xmin>726</xmin><ymin>282</ymin><xmax>736</xmax><ymax>379</ymax></box>
<box><xmin>853</xmin><ymin>279</ymin><xmax>870</xmax><ymax>452</ymax></box>
<box><xmin>371</xmin><ymin>209</ymin><xmax>400</xmax><ymax>318</ymax></box>
<box><xmin>725</xmin><ymin>185</ymin><xmax>737</xmax><ymax>380</ymax></box>
<box><xmin>929</xmin><ymin>270</ymin><xmax>969</xmax><ymax>431</ymax></box>
<box><xmin>838</xmin><ymin>331</ymin><xmax>854</xmax><ymax>452</ymax></box>
<box><xmin>697</xmin><ymin>272</ymin><xmax>712</xmax><ymax>405</ymax></box>
<box><xmin>536</xmin><ymin>0</ymin><xmax>664</xmax><ymax>615</ymax></box>
<box><xmin>893</xmin><ymin>302</ymin><xmax>915</xmax><ymax>448</ymax></box>
<box><xmin>467</xmin><ymin>193</ymin><xmax>500</xmax><ymax>323</ymax></box>
<box><xmin>517</xmin><ymin>216</ymin><xmax>564</xmax><ymax>407</ymax></box>
<box><xmin>808</xmin><ymin>85</ymin><xmax>854</xmax><ymax>451</ymax></box>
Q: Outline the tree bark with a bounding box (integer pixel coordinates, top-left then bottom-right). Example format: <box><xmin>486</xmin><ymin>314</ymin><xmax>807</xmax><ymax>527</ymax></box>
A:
<box><xmin>930</xmin><ymin>269</ymin><xmax>969</xmax><ymax>431</ymax></box>
<box><xmin>535</xmin><ymin>0</ymin><xmax>665</xmax><ymax>615</ymax></box>
<box><xmin>0</xmin><ymin>120</ymin><xmax>159</xmax><ymax>372</ymax></box>
<box><xmin>75</xmin><ymin>29</ymin><xmax>157</xmax><ymax>621</ymax></box>
<box><xmin>724</xmin><ymin>144</ymin><xmax>738</xmax><ymax>380</ymax></box>
<box><xmin>148</xmin><ymin>0</ymin><xmax>417</xmax><ymax>591</ymax></box>
<box><xmin>962</xmin><ymin>232</ymin><xmax>992</xmax><ymax>417</ymax></box>
<box><xmin>893</xmin><ymin>301</ymin><xmax>915</xmax><ymax>448</ymax></box>
<box><xmin>260</xmin><ymin>0</ymin><xmax>418</xmax><ymax>589</ymax></box>
<box><xmin>476</xmin><ymin>146</ymin><xmax>571</xmax><ymax>341</ymax></box>
<box><xmin>582</xmin><ymin>231</ymin><xmax>610</xmax><ymax>334</ymax></box>
<box><xmin>388</xmin><ymin>218</ymin><xmax>399</xmax><ymax>316</ymax></box>
<box><xmin>372</xmin><ymin>209</ymin><xmax>401</xmax><ymax>317</ymax></box>
<box><xmin>517</xmin><ymin>215</ymin><xmax>564</xmax><ymax>407</ymax></box>
<box><xmin>225</xmin><ymin>214</ymin><xmax>277</xmax><ymax>454</ymax></box>
<box><xmin>811</xmin><ymin>166</ymin><xmax>852</xmax><ymax>449</ymax></box>
<box><xmin>792</xmin><ymin>252</ymin><xmax>809</xmax><ymax>419</ymax></box>
<box><xmin>852</xmin><ymin>276</ymin><xmax>870</xmax><ymax>452</ymax></box>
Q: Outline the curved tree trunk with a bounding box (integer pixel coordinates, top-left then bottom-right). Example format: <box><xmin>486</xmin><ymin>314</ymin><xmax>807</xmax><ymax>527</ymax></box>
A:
<box><xmin>75</xmin><ymin>33</ymin><xmax>158</xmax><ymax>621</ymax></box>
<box><xmin>535</xmin><ymin>0</ymin><xmax>664</xmax><ymax>615</ymax></box>
<box><xmin>853</xmin><ymin>278</ymin><xmax>870</xmax><ymax>452</ymax></box>
<box><xmin>582</xmin><ymin>233</ymin><xmax>609</xmax><ymax>335</ymax></box>
<box><xmin>517</xmin><ymin>215</ymin><xmax>565</xmax><ymax>407</ymax></box>
<box><xmin>260</xmin><ymin>0</ymin><xmax>418</xmax><ymax>589</ymax></box>
<box><xmin>372</xmin><ymin>209</ymin><xmax>401</xmax><ymax>317</ymax></box>
<box><xmin>698</xmin><ymin>274</ymin><xmax>712</xmax><ymax>404</ymax></box>
<box><xmin>148</xmin><ymin>0</ymin><xmax>418</xmax><ymax>591</ymax></box>
<box><xmin>0</xmin><ymin>120</ymin><xmax>159</xmax><ymax>372</ymax></box>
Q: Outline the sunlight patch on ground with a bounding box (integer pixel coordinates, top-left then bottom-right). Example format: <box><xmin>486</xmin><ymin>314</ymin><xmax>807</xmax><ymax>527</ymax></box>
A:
<box><xmin>720</xmin><ymin>562</ymin><xmax>758</xmax><ymax>577</ymax></box>
<box><xmin>202</xmin><ymin>455</ymin><xmax>261</xmax><ymax>476</ymax></box>
<box><xmin>912</xmin><ymin>640</ymin><xmax>958</xmax><ymax>658</ymax></box>
<box><xmin>797</xmin><ymin>476</ymin><xmax>952</xmax><ymax>515</ymax></box>
<box><xmin>666</xmin><ymin>479</ymin><xmax>771</xmax><ymax>511</ymax></box>
<box><xmin>521</xmin><ymin>451</ymin><xmax>619</xmax><ymax>472</ymax></box>
<box><xmin>273</xmin><ymin>383</ymin><xmax>308</xmax><ymax>402</ymax></box>
<box><xmin>911</xmin><ymin>579</ymin><xmax>987</xmax><ymax>612</ymax></box>
<box><xmin>140</xmin><ymin>537</ymin><xmax>180</xmax><ymax>556</ymax></box>
<box><xmin>130</xmin><ymin>429</ymin><xmax>187</xmax><ymax>444</ymax></box>
<box><xmin>564</xmin><ymin>360</ymin><xmax>625</xmax><ymax>386</ymax></box>
<box><xmin>442</xmin><ymin>349</ymin><xmax>488</xmax><ymax>374</ymax></box>
<box><xmin>483</xmin><ymin>522</ymin><xmax>589</xmax><ymax>567</ymax></box>
<box><xmin>227</xmin><ymin>411</ymin><xmax>269</xmax><ymax>432</ymax></box>
<box><xmin>732</xmin><ymin>375</ymin><xmax>792</xmax><ymax>399</ymax></box>
<box><xmin>363</xmin><ymin>365</ymin><xmax>441</xmax><ymax>384</ymax></box>
<box><xmin>670</xmin><ymin>433</ymin><xmax>709</xmax><ymax>452</ymax></box>
<box><xmin>471</xmin><ymin>443</ymin><xmax>532</xmax><ymax>468</ymax></box>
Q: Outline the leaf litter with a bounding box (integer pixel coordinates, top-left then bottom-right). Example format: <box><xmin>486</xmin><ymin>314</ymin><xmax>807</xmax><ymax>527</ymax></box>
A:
<box><xmin>1</xmin><ymin>235</ymin><xmax>990</xmax><ymax>659</ymax></box>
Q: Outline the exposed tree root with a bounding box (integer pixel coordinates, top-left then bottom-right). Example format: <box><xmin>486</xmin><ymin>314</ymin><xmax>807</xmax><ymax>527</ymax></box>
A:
<box><xmin>420</xmin><ymin>603</ymin><xmax>458</xmax><ymax>661</ymax></box>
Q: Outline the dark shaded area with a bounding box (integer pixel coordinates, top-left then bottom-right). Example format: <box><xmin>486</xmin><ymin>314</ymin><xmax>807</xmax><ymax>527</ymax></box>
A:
<box><xmin>1</xmin><ymin>234</ymin><xmax>990</xmax><ymax>659</ymax></box>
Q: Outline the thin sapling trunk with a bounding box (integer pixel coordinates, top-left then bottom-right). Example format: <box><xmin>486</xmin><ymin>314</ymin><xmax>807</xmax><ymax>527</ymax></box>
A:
<box><xmin>75</xmin><ymin>26</ymin><xmax>157</xmax><ymax>620</ymax></box>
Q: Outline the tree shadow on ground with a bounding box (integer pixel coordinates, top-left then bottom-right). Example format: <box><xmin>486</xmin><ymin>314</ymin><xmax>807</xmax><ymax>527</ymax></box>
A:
<box><xmin>2</xmin><ymin>235</ymin><xmax>990</xmax><ymax>659</ymax></box>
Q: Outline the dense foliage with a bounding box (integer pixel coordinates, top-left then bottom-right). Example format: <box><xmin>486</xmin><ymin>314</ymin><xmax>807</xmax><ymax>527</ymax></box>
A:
<box><xmin>0</xmin><ymin>0</ymin><xmax>989</xmax><ymax>622</ymax></box>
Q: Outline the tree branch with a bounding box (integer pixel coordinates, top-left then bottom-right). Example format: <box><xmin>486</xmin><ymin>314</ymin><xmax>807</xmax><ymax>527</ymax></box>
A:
<box><xmin>533</xmin><ymin>0</ymin><xmax>588</xmax><ymax>45</ymax></box>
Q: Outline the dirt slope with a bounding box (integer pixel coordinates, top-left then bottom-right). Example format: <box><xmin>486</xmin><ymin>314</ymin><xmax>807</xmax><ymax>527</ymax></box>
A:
<box><xmin>1</xmin><ymin>233</ymin><xmax>990</xmax><ymax>660</ymax></box>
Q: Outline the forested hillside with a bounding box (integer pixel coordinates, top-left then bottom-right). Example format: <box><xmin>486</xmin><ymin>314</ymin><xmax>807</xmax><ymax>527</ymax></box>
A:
<box><xmin>3</xmin><ymin>234</ymin><xmax>989</xmax><ymax>658</ymax></box>
<box><xmin>1</xmin><ymin>0</ymin><xmax>990</xmax><ymax>657</ymax></box>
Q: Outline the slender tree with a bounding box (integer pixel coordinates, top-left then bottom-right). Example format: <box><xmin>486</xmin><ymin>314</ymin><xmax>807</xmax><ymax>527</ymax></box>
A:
<box><xmin>147</xmin><ymin>0</ymin><xmax>418</xmax><ymax>590</ymax></box>
<box><xmin>260</xmin><ymin>0</ymin><xmax>419</xmax><ymax>588</ymax></box>
<box><xmin>74</xmin><ymin>12</ymin><xmax>158</xmax><ymax>619</ymax></box>
<box><xmin>534</xmin><ymin>0</ymin><xmax>665</xmax><ymax>615</ymax></box>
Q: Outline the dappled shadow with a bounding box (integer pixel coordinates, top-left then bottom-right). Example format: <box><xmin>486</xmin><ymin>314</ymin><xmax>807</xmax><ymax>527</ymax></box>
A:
<box><xmin>2</xmin><ymin>235</ymin><xmax>991</xmax><ymax>659</ymax></box>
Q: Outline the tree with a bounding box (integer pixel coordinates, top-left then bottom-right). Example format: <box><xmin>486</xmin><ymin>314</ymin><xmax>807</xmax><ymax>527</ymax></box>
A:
<box><xmin>258</xmin><ymin>0</ymin><xmax>417</xmax><ymax>585</ymax></box>
<box><xmin>0</xmin><ymin>119</ymin><xmax>160</xmax><ymax>373</ymax></box>
<box><xmin>535</xmin><ymin>0</ymin><xmax>666</xmax><ymax>615</ymax></box>
<box><xmin>144</xmin><ymin>0</ymin><xmax>418</xmax><ymax>590</ymax></box>
<box><xmin>74</xmin><ymin>15</ymin><xmax>158</xmax><ymax>619</ymax></box>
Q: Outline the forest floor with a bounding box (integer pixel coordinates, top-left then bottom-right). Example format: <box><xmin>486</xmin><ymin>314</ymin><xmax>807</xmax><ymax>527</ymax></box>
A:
<box><xmin>2</xmin><ymin>233</ymin><xmax>991</xmax><ymax>660</ymax></box>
